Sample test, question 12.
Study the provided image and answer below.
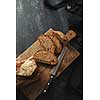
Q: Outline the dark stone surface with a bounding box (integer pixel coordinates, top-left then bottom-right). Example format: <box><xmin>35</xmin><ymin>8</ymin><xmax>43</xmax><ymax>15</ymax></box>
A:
<box><xmin>16</xmin><ymin>0</ymin><xmax>69</xmax><ymax>57</ymax></box>
<box><xmin>16</xmin><ymin>0</ymin><xmax>83</xmax><ymax>100</ymax></box>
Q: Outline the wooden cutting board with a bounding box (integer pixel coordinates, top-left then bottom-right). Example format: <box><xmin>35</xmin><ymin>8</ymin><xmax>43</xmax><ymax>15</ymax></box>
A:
<box><xmin>16</xmin><ymin>29</ymin><xmax>80</xmax><ymax>100</ymax></box>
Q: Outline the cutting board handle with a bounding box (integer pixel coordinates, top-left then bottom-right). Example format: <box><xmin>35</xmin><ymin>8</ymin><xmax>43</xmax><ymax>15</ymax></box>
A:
<box><xmin>66</xmin><ymin>30</ymin><xmax>76</xmax><ymax>41</ymax></box>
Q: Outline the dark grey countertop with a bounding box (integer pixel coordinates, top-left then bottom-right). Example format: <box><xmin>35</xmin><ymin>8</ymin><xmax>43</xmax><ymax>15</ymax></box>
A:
<box><xmin>16</xmin><ymin>0</ymin><xmax>69</xmax><ymax>57</ymax></box>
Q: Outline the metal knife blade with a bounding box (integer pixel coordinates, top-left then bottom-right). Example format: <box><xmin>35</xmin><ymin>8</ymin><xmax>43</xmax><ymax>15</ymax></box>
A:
<box><xmin>50</xmin><ymin>46</ymin><xmax>68</xmax><ymax>76</ymax></box>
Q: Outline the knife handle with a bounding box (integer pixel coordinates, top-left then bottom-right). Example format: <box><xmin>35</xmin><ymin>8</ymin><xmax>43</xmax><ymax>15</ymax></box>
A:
<box><xmin>43</xmin><ymin>74</ymin><xmax>55</xmax><ymax>93</ymax></box>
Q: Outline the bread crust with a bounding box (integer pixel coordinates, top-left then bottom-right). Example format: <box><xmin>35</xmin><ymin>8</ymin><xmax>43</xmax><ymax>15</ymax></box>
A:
<box><xmin>38</xmin><ymin>35</ymin><xmax>56</xmax><ymax>54</ymax></box>
<box><xmin>33</xmin><ymin>50</ymin><xmax>58</xmax><ymax>65</ymax></box>
<box><xmin>44</xmin><ymin>29</ymin><xmax>62</xmax><ymax>54</ymax></box>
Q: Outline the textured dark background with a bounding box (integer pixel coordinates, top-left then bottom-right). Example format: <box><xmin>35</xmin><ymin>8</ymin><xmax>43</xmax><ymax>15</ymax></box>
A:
<box><xmin>16</xmin><ymin>0</ymin><xmax>83</xmax><ymax>100</ymax></box>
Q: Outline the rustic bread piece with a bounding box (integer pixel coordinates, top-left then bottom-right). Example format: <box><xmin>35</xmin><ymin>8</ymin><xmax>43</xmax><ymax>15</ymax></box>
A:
<box><xmin>54</xmin><ymin>30</ymin><xmax>76</xmax><ymax>42</ymax></box>
<box><xmin>44</xmin><ymin>29</ymin><xmax>62</xmax><ymax>54</ymax></box>
<box><xmin>54</xmin><ymin>30</ymin><xmax>68</xmax><ymax>43</ymax></box>
<box><xmin>48</xmin><ymin>35</ymin><xmax>62</xmax><ymax>54</ymax></box>
<box><xmin>44</xmin><ymin>28</ymin><xmax>54</xmax><ymax>35</ymax></box>
<box><xmin>44</xmin><ymin>28</ymin><xmax>67</xmax><ymax>43</ymax></box>
<box><xmin>44</xmin><ymin>28</ymin><xmax>67</xmax><ymax>42</ymax></box>
<box><xmin>33</xmin><ymin>50</ymin><xmax>58</xmax><ymax>65</ymax></box>
<box><xmin>38</xmin><ymin>35</ymin><xmax>56</xmax><ymax>54</ymax></box>
<box><xmin>30</xmin><ymin>40</ymin><xmax>45</xmax><ymax>55</ymax></box>
<box><xmin>16</xmin><ymin>56</ymin><xmax>37</xmax><ymax>76</ymax></box>
<box><xmin>16</xmin><ymin>60</ymin><xmax>25</xmax><ymax>71</ymax></box>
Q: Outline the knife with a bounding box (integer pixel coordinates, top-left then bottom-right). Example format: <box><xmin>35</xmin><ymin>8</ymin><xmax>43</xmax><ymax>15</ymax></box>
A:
<box><xmin>43</xmin><ymin>44</ymin><xmax>68</xmax><ymax>93</ymax></box>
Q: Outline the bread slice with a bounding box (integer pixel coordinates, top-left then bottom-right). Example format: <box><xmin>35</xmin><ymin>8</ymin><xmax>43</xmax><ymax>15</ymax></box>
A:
<box><xmin>44</xmin><ymin>29</ymin><xmax>62</xmax><ymax>54</ymax></box>
<box><xmin>54</xmin><ymin>30</ymin><xmax>76</xmax><ymax>43</ymax></box>
<box><xmin>33</xmin><ymin>50</ymin><xmax>58</xmax><ymax>65</ymax></box>
<box><xmin>49</xmin><ymin>35</ymin><xmax>62</xmax><ymax>54</ymax></box>
<box><xmin>44</xmin><ymin>28</ymin><xmax>67</xmax><ymax>42</ymax></box>
<box><xmin>54</xmin><ymin>31</ymin><xmax>68</xmax><ymax>43</ymax></box>
<box><xmin>38</xmin><ymin>35</ymin><xmax>56</xmax><ymax>54</ymax></box>
<box><xmin>16</xmin><ymin>57</ymin><xmax>37</xmax><ymax>76</ymax></box>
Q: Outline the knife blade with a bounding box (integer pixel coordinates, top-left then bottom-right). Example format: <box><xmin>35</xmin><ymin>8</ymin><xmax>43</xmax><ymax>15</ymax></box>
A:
<box><xmin>43</xmin><ymin>45</ymin><xmax>68</xmax><ymax>93</ymax></box>
<box><xmin>50</xmin><ymin>46</ymin><xmax>68</xmax><ymax>76</ymax></box>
